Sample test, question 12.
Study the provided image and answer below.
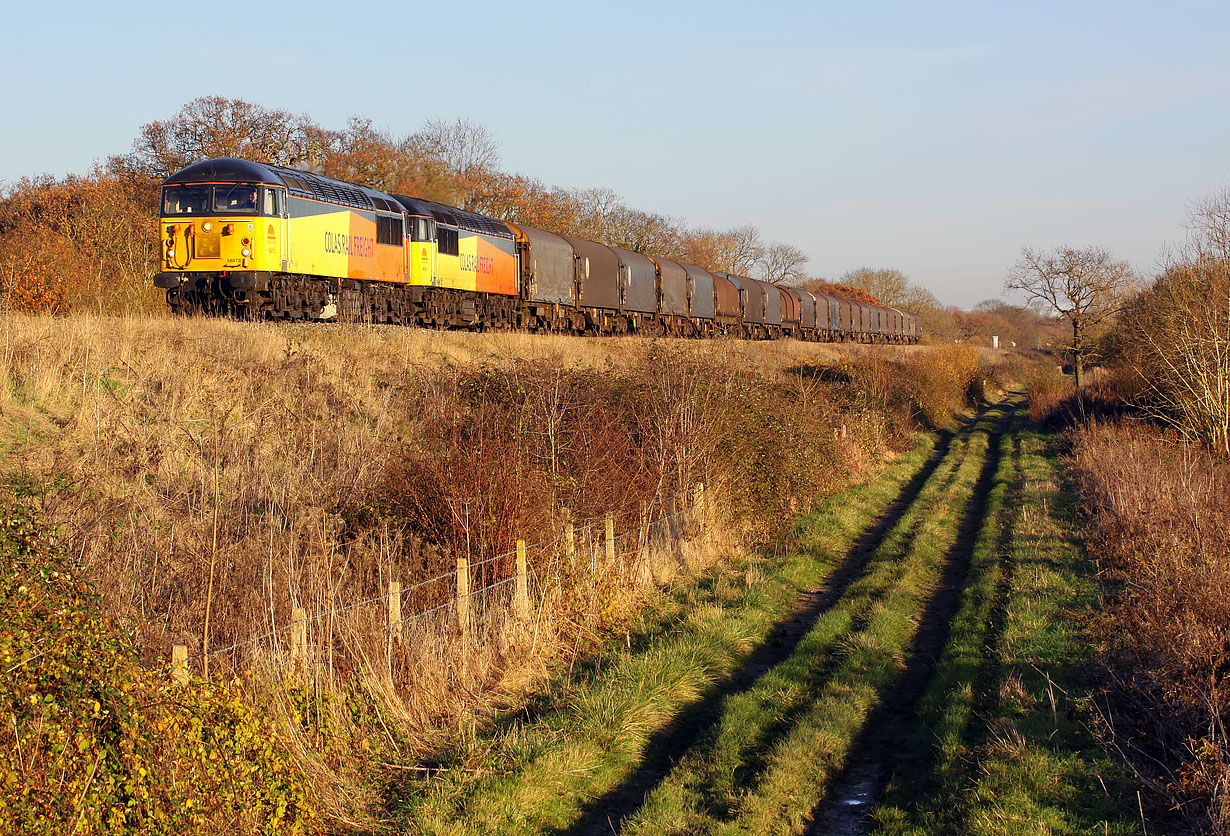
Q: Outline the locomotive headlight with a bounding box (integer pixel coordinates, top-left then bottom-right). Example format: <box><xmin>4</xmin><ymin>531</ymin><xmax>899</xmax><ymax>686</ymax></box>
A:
<box><xmin>167</xmin><ymin>249</ymin><xmax>175</xmax><ymax>259</ymax></box>
<box><xmin>242</xmin><ymin>248</ymin><xmax>251</xmax><ymax>257</ymax></box>
<box><xmin>203</xmin><ymin>222</ymin><xmax>213</xmax><ymax>232</ymax></box>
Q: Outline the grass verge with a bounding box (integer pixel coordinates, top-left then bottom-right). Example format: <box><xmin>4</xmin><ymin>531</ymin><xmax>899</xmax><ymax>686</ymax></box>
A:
<box><xmin>384</xmin><ymin>428</ymin><xmax>944</xmax><ymax>834</ymax></box>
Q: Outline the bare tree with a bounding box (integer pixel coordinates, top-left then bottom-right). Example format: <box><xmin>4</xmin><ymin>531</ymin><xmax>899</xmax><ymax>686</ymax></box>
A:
<box><xmin>841</xmin><ymin>267</ymin><xmax>912</xmax><ymax>306</ymax></box>
<box><xmin>1117</xmin><ymin>191</ymin><xmax>1230</xmax><ymax>456</ymax></box>
<box><xmin>116</xmin><ymin>96</ymin><xmax>327</xmax><ymax>179</ymax></box>
<box><xmin>409</xmin><ymin>118</ymin><xmax>500</xmax><ymax>176</ymax></box>
<box><xmin>681</xmin><ymin>225</ymin><xmax>763</xmax><ymax>275</ymax></box>
<box><xmin>757</xmin><ymin>242</ymin><xmax>809</xmax><ymax>285</ymax></box>
<box><xmin>726</xmin><ymin>224</ymin><xmax>764</xmax><ymax>276</ymax></box>
<box><xmin>1005</xmin><ymin>245</ymin><xmax>1136</xmax><ymax>389</ymax></box>
<box><xmin>1121</xmin><ymin>262</ymin><xmax>1230</xmax><ymax>456</ymax></box>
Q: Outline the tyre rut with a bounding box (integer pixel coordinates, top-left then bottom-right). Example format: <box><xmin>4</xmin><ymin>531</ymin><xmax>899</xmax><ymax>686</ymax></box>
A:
<box><xmin>807</xmin><ymin>402</ymin><xmax>1019</xmax><ymax>836</ymax></box>
<box><xmin>550</xmin><ymin>408</ymin><xmax>994</xmax><ymax>836</ymax></box>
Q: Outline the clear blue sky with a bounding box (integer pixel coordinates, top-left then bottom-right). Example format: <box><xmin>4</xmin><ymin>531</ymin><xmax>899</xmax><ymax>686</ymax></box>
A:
<box><xmin>4</xmin><ymin>0</ymin><xmax>1229</xmax><ymax>307</ymax></box>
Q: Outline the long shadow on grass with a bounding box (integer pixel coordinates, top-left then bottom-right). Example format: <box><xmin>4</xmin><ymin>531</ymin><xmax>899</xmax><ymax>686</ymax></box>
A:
<box><xmin>807</xmin><ymin>403</ymin><xmax>1018</xmax><ymax>836</ymax></box>
<box><xmin>688</xmin><ymin>511</ymin><xmax>933</xmax><ymax>825</ymax></box>
<box><xmin>868</xmin><ymin>423</ymin><xmax>1026</xmax><ymax>830</ymax></box>
<box><xmin>549</xmin><ymin>410</ymin><xmax>986</xmax><ymax>836</ymax></box>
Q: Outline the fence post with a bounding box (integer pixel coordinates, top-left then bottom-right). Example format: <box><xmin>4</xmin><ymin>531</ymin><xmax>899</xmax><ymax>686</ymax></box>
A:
<box><xmin>605</xmin><ymin>513</ymin><xmax>616</xmax><ymax>564</ymax></box>
<box><xmin>456</xmin><ymin>557</ymin><xmax>471</xmax><ymax>638</ymax></box>
<box><xmin>291</xmin><ymin>607</ymin><xmax>307</xmax><ymax>680</ymax></box>
<box><xmin>387</xmin><ymin>581</ymin><xmax>402</xmax><ymax>670</ymax></box>
<box><xmin>514</xmin><ymin>539</ymin><xmax>530</xmax><ymax>621</ymax></box>
<box><xmin>171</xmin><ymin>645</ymin><xmax>189</xmax><ymax>685</ymax></box>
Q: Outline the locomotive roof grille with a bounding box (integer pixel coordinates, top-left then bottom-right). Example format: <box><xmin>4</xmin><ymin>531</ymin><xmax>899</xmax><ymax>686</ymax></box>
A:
<box><xmin>393</xmin><ymin>195</ymin><xmax>513</xmax><ymax>239</ymax></box>
<box><xmin>164</xmin><ymin>158</ymin><xmax>510</xmax><ymax>235</ymax></box>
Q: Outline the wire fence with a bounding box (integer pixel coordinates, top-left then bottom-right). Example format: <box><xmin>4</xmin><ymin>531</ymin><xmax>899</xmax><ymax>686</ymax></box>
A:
<box><xmin>171</xmin><ymin>483</ymin><xmax>707</xmax><ymax>684</ymax></box>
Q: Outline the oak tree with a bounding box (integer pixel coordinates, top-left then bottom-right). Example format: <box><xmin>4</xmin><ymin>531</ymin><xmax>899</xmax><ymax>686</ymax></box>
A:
<box><xmin>1005</xmin><ymin>245</ymin><xmax>1135</xmax><ymax>389</ymax></box>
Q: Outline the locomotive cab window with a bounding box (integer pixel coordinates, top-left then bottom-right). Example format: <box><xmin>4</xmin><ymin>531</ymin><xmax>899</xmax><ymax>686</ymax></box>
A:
<box><xmin>213</xmin><ymin>185</ymin><xmax>258</xmax><ymax>214</ymax></box>
<box><xmin>162</xmin><ymin>185</ymin><xmax>210</xmax><ymax>215</ymax></box>
<box><xmin>409</xmin><ymin>218</ymin><xmax>434</xmax><ymax>242</ymax></box>
<box><xmin>263</xmin><ymin>188</ymin><xmax>285</xmax><ymax>217</ymax></box>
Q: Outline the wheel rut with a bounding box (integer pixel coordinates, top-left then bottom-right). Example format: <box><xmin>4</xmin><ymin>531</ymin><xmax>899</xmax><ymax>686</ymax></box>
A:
<box><xmin>550</xmin><ymin>408</ymin><xmax>994</xmax><ymax>836</ymax></box>
<box><xmin>808</xmin><ymin>403</ymin><xmax>1019</xmax><ymax>836</ymax></box>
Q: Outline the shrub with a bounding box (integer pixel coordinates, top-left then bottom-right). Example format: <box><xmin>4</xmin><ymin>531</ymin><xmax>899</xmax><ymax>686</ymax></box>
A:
<box><xmin>0</xmin><ymin>489</ymin><xmax>317</xmax><ymax>835</ymax></box>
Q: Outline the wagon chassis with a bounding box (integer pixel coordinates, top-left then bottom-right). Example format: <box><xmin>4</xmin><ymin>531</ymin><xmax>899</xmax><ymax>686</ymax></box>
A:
<box><xmin>163</xmin><ymin>270</ymin><xmax>907</xmax><ymax>344</ymax></box>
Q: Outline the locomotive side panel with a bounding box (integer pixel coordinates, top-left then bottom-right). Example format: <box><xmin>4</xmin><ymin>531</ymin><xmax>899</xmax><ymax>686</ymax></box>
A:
<box><xmin>435</xmin><ymin>226</ymin><xmax>518</xmax><ymax>294</ymax></box>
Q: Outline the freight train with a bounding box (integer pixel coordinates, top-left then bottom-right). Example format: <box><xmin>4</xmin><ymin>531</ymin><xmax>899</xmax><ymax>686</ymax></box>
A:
<box><xmin>153</xmin><ymin>158</ymin><xmax>919</xmax><ymax>343</ymax></box>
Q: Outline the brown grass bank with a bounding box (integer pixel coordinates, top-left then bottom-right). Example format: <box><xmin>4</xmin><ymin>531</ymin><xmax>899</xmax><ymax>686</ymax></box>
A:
<box><xmin>0</xmin><ymin>313</ymin><xmax>996</xmax><ymax>829</ymax></box>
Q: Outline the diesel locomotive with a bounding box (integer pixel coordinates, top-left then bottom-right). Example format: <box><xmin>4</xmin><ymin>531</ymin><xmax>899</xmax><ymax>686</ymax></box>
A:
<box><xmin>153</xmin><ymin>158</ymin><xmax>919</xmax><ymax>343</ymax></box>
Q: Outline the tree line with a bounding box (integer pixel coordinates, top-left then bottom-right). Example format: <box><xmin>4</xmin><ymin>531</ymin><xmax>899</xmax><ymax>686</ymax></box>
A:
<box><xmin>3</xmin><ymin>95</ymin><xmax>981</xmax><ymax>336</ymax></box>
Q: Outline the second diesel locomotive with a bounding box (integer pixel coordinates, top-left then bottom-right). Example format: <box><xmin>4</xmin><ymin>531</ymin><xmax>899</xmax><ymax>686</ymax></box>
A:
<box><xmin>153</xmin><ymin>158</ymin><xmax>918</xmax><ymax>343</ymax></box>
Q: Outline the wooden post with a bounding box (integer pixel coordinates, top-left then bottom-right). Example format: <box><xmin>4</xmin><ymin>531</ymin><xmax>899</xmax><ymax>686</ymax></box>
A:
<box><xmin>456</xmin><ymin>557</ymin><xmax>470</xmax><ymax>637</ymax></box>
<box><xmin>388</xmin><ymin>581</ymin><xmax>403</xmax><ymax>640</ymax></box>
<box><xmin>514</xmin><ymin>540</ymin><xmax>529</xmax><ymax>621</ymax></box>
<box><xmin>638</xmin><ymin>544</ymin><xmax>652</xmax><ymax>586</ymax></box>
<box><xmin>387</xmin><ymin>581</ymin><xmax>402</xmax><ymax>671</ymax></box>
<box><xmin>171</xmin><ymin>645</ymin><xmax>189</xmax><ymax>685</ymax></box>
<box><xmin>605</xmin><ymin>513</ymin><xmax>615</xmax><ymax>564</ymax></box>
<box><xmin>291</xmin><ymin>607</ymin><xmax>307</xmax><ymax>680</ymax></box>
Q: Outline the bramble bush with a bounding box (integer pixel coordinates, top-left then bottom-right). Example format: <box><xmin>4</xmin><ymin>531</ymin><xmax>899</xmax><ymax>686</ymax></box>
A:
<box><xmin>0</xmin><ymin>488</ymin><xmax>318</xmax><ymax>835</ymax></box>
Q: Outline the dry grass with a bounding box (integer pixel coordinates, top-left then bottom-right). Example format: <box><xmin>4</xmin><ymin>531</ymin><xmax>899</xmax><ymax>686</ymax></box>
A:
<box><xmin>1073</xmin><ymin>419</ymin><xmax>1230</xmax><ymax>833</ymax></box>
<box><xmin>0</xmin><ymin>311</ymin><xmax>993</xmax><ymax>827</ymax></box>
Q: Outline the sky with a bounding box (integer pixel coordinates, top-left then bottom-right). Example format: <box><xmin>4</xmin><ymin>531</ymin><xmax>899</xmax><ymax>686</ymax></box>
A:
<box><xmin>4</xmin><ymin>0</ymin><xmax>1230</xmax><ymax>308</ymax></box>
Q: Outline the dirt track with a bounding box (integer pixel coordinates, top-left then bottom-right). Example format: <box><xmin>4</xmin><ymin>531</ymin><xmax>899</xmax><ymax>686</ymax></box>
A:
<box><xmin>808</xmin><ymin>403</ymin><xmax>1019</xmax><ymax>835</ymax></box>
<box><xmin>549</xmin><ymin>401</ymin><xmax>1019</xmax><ymax>836</ymax></box>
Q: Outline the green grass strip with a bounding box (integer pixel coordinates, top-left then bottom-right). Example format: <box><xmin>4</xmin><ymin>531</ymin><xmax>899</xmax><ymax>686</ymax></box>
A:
<box><xmin>611</xmin><ymin>406</ymin><xmax>1005</xmax><ymax>835</ymax></box>
<box><xmin>869</xmin><ymin>415</ymin><xmax>1139</xmax><ymax>835</ymax></box>
<box><xmin>693</xmin><ymin>404</ymin><xmax>1007</xmax><ymax>836</ymax></box>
